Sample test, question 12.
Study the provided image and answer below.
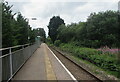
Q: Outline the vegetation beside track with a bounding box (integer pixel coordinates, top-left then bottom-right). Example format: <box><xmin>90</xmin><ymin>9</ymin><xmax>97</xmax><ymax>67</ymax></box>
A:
<box><xmin>47</xmin><ymin>42</ymin><xmax>120</xmax><ymax>79</ymax></box>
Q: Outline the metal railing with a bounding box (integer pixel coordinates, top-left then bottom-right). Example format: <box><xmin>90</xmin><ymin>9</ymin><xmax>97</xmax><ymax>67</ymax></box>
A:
<box><xmin>0</xmin><ymin>43</ymin><xmax>39</xmax><ymax>82</ymax></box>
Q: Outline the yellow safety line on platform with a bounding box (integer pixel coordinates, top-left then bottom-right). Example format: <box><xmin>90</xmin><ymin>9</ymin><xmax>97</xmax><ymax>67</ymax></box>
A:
<box><xmin>44</xmin><ymin>45</ymin><xmax>56</xmax><ymax>80</ymax></box>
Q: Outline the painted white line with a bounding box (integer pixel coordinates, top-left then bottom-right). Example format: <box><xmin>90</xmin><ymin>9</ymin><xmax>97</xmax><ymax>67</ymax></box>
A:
<box><xmin>46</xmin><ymin>45</ymin><xmax>78</xmax><ymax>82</ymax></box>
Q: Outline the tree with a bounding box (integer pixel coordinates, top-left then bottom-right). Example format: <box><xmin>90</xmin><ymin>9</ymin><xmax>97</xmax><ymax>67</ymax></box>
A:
<box><xmin>85</xmin><ymin>11</ymin><xmax>119</xmax><ymax>47</ymax></box>
<box><xmin>57</xmin><ymin>24</ymin><xmax>77</xmax><ymax>43</ymax></box>
<box><xmin>15</xmin><ymin>12</ymin><xmax>29</xmax><ymax>45</ymax></box>
<box><xmin>2</xmin><ymin>2</ymin><xmax>16</xmax><ymax>47</ymax></box>
<box><xmin>56</xmin><ymin>10</ymin><xmax>119</xmax><ymax>48</ymax></box>
<box><xmin>2</xmin><ymin>1</ymin><xmax>35</xmax><ymax>47</ymax></box>
<box><xmin>48</xmin><ymin>16</ymin><xmax>65</xmax><ymax>43</ymax></box>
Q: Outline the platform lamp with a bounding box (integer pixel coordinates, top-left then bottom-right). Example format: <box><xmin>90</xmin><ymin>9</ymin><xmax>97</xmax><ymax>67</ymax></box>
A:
<box><xmin>26</xmin><ymin>18</ymin><xmax>37</xmax><ymax>44</ymax></box>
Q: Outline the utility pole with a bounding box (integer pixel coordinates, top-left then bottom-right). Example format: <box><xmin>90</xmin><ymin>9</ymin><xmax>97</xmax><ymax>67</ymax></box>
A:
<box><xmin>118</xmin><ymin>1</ymin><xmax>120</xmax><ymax>63</ymax></box>
<box><xmin>26</xmin><ymin>18</ymin><xmax>37</xmax><ymax>43</ymax></box>
<box><xmin>0</xmin><ymin>2</ymin><xmax>2</xmax><ymax>81</ymax></box>
<box><xmin>118</xmin><ymin>1</ymin><xmax>120</xmax><ymax>11</ymax></box>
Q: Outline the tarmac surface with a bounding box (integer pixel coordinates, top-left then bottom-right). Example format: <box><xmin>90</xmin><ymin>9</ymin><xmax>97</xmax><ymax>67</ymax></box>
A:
<box><xmin>12</xmin><ymin>43</ymin><xmax>74</xmax><ymax>80</ymax></box>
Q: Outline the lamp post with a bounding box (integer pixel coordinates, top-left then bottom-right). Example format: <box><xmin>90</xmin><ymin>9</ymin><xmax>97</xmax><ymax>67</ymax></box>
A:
<box><xmin>26</xmin><ymin>18</ymin><xmax>37</xmax><ymax>43</ymax></box>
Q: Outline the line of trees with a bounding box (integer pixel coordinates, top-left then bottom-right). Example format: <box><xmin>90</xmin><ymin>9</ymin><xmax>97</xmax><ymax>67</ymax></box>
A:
<box><xmin>48</xmin><ymin>10</ymin><xmax>119</xmax><ymax>48</ymax></box>
<box><xmin>2</xmin><ymin>2</ymin><xmax>46</xmax><ymax>48</ymax></box>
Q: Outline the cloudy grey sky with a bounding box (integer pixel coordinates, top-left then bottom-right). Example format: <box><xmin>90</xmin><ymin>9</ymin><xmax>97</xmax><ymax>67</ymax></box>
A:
<box><xmin>7</xmin><ymin>0</ymin><xmax>119</xmax><ymax>36</ymax></box>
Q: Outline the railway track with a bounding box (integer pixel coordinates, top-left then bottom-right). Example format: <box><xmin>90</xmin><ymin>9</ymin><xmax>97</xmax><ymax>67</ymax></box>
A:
<box><xmin>50</xmin><ymin>47</ymin><xmax>103</xmax><ymax>82</ymax></box>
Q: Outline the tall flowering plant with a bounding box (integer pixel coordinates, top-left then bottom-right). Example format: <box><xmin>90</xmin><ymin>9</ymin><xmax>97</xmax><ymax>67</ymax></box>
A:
<box><xmin>97</xmin><ymin>46</ymin><xmax>119</xmax><ymax>54</ymax></box>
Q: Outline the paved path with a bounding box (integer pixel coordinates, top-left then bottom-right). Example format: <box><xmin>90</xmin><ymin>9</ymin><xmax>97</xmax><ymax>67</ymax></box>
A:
<box><xmin>12</xmin><ymin>43</ymin><xmax>74</xmax><ymax>80</ymax></box>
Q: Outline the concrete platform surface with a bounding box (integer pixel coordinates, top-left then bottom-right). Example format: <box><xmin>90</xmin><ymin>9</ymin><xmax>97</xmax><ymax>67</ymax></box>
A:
<box><xmin>12</xmin><ymin>43</ymin><xmax>74</xmax><ymax>80</ymax></box>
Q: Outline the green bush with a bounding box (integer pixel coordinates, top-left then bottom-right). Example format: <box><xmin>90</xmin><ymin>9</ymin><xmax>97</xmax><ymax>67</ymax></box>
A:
<box><xmin>59</xmin><ymin>43</ymin><xmax>119</xmax><ymax>72</ymax></box>
<box><xmin>54</xmin><ymin>40</ymin><xmax>61</xmax><ymax>47</ymax></box>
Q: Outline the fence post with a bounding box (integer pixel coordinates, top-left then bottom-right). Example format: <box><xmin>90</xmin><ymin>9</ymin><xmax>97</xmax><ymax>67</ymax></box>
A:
<box><xmin>22</xmin><ymin>45</ymin><xmax>24</xmax><ymax>49</ymax></box>
<box><xmin>0</xmin><ymin>51</ymin><xmax>2</xmax><ymax>82</ymax></box>
<box><xmin>9</xmin><ymin>48</ymin><xmax>13</xmax><ymax>77</ymax></box>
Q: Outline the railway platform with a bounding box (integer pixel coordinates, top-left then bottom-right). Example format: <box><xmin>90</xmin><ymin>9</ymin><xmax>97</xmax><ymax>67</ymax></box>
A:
<box><xmin>12</xmin><ymin>43</ymin><xmax>75</xmax><ymax>81</ymax></box>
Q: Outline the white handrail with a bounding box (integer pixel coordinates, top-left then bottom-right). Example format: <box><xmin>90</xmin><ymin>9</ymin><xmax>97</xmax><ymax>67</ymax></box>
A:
<box><xmin>0</xmin><ymin>44</ymin><xmax>29</xmax><ymax>51</ymax></box>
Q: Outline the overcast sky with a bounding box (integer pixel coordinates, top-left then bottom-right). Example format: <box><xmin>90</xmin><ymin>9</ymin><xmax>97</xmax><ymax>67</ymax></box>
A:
<box><xmin>7</xmin><ymin>0</ymin><xmax>119</xmax><ymax>36</ymax></box>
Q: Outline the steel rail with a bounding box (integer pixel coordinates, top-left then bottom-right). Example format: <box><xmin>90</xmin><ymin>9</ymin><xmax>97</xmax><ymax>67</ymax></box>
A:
<box><xmin>51</xmin><ymin>47</ymin><xmax>103</xmax><ymax>82</ymax></box>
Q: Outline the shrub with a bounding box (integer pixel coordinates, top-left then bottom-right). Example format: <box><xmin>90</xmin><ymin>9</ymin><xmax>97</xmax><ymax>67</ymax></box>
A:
<box><xmin>54</xmin><ymin>40</ymin><xmax>61</xmax><ymax>47</ymax></box>
<box><xmin>59</xmin><ymin>43</ymin><xmax>119</xmax><ymax>72</ymax></box>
